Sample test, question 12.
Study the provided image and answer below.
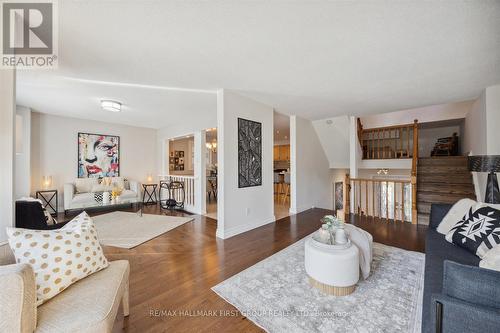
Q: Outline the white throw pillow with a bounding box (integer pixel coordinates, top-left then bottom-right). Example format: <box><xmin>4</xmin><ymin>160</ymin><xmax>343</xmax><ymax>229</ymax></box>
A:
<box><xmin>437</xmin><ymin>198</ymin><xmax>476</xmax><ymax>235</ymax></box>
<box><xmin>110</xmin><ymin>177</ymin><xmax>125</xmax><ymax>190</ymax></box>
<box><xmin>91</xmin><ymin>184</ymin><xmax>113</xmax><ymax>193</ymax></box>
<box><xmin>6</xmin><ymin>212</ymin><xmax>108</xmax><ymax>305</ymax></box>
<box><xmin>75</xmin><ymin>178</ymin><xmax>99</xmax><ymax>193</ymax></box>
<box><xmin>480</xmin><ymin>245</ymin><xmax>500</xmax><ymax>272</ymax></box>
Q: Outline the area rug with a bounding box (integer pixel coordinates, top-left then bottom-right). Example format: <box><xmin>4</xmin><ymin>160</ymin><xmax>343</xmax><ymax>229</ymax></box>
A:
<box><xmin>92</xmin><ymin>211</ymin><xmax>194</xmax><ymax>249</ymax></box>
<box><xmin>212</xmin><ymin>235</ymin><xmax>424</xmax><ymax>333</ymax></box>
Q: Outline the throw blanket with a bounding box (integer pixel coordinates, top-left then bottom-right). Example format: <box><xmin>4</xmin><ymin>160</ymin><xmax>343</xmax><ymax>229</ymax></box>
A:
<box><xmin>345</xmin><ymin>224</ymin><xmax>373</xmax><ymax>279</ymax></box>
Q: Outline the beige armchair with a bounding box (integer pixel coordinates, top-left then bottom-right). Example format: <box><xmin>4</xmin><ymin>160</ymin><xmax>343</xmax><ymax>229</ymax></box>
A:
<box><xmin>0</xmin><ymin>247</ymin><xmax>129</xmax><ymax>333</ymax></box>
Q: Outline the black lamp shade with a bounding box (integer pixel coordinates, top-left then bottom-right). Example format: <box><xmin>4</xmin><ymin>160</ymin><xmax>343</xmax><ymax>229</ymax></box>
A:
<box><xmin>468</xmin><ymin>155</ymin><xmax>500</xmax><ymax>204</ymax></box>
<box><xmin>468</xmin><ymin>155</ymin><xmax>500</xmax><ymax>172</ymax></box>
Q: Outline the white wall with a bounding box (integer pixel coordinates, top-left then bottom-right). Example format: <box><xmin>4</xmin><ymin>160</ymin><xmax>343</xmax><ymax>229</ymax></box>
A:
<box><xmin>313</xmin><ymin>115</ymin><xmax>350</xmax><ymax>168</ymax></box>
<box><xmin>360</xmin><ymin>100</ymin><xmax>473</xmax><ymax>128</ymax></box>
<box><xmin>156</xmin><ymin>108</ymin><xmax>217</xmax><ymax>175</ymax></box>
<box><xmin>0</xmin><ymin>69</ymin><xmax>16</xmax><ymax>243</ymax></box>
<box><xmin>485</xmin><ymin>85</ymin><xmax>500</xmax><ymax>155</ymax></box>
<box><xmin>418</xmin><ymin>125</ymin><xmax>461</xmax><ymax>157</ymax></box>
<box><xmin>463</xmin><ymin>92</ymin><xmax>486</xmax><ymax>156</ymax></box>
<box><xmin>31</xmin><ymin>113</ymin><xmax>158</xmax><ymax>211</ymax></box>
<box><xmin>291</xmin><ymin>115</ymin><xmax>333</xmax><ymax>214</ymax></box>
<box><xmin>463</xmin><ymin>85</ymin><xmax>500</xmax><ymax>201</ymax></box>
<box><xmin>169</xmin><ymin>137</ymin><xmax>195</xmax><ymax>175</ymax></box>
<box><xmin>15</xmin><ymin>106</ymin><xmax>31</xmax><ymax>198</ymax></box>
<box><xmin>216</xmin><ymin>90</ymin><xmax>274</xmax><ymax>239</ymax></box>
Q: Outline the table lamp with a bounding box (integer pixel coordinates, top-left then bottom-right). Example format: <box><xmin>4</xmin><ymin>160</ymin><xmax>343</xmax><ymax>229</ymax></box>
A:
<box><xmin>468</xmin><ymin>155</ymin><xmax>500</xmax><ymax>204</ymax></box>
<box><xmin>42</xmin><ymin>175</ymin><xmax>53</xmax><ymax>190</ymax></box>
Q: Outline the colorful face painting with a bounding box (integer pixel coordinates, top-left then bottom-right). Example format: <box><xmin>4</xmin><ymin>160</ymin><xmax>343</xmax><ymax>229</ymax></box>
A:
<box><xmin>78</xmin><ymin>133</ymin><xmax>120</xmax><ymax>178</ymax></box>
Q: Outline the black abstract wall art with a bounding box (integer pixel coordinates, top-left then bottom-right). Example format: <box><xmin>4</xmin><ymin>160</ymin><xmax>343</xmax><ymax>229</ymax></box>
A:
<box><xmin>238</xmin><ymin>118</ymin><xmax>262</xmax><ymax>188</ymax></box>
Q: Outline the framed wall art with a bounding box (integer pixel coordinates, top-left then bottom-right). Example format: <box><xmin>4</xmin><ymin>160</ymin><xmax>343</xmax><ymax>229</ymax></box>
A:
<box><xmin>238</xmin><ymin>118</ymin><xmax>262</xmax><ymax>188</ymax></box>
<box><xmin>78</xmin><ymin>132</ymin><xmax>120</xmax><ymax>178</ymax></box>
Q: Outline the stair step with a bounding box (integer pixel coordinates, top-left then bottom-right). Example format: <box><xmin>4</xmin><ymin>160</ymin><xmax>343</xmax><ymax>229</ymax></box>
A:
<box><xmin>418</xmin><ymin>156</ymin><xmax>468</xmax><ymax>167</ymax></box>
<box><xmin>418</xmin><ymin>173</ymin><xmax>472</xmax><ymax>184</ymax></box>
<box><xmin>417</xmin><ymin>165</ymin><xmax>470</xmax><ymax>173</ymax></box>
<box><xmin>417</xmin><ymin>202</ymin><xmax>432</xmax><ymax>214</ymax></box>
<box><xmin>417</xmin><ymin>191</ymin><xmax>475</xmax><ymax>203</ymax></box>
<box><xmin>417</xmin><ymin>183</ymin><xmax>475</xmax><ymax>196</ymax></box>
<box><xmin>418</xmin><ymin>213</ymin><xmax>430</xmax><ymax>226</ymax></box>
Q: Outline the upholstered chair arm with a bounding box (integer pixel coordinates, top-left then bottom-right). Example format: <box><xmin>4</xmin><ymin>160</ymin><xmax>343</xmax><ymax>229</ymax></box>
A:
<box><xmin>63</xmin><ymin>183</ymin><xmax>75</xmax><ymax>210</ymax></box>
<box><xmin>431</xmin><ymin>294</ymin><xmax>500</xmax><ymax>333</ymax></box>
<box><xmin>0</xmin><ymin>264</ymin><xmax>37</xmax><ymax>333</ymax></box>
<box><xmin>129</xmin><ymin>180</ymin><xmax>141</xmax><ymax>198</ymax></box>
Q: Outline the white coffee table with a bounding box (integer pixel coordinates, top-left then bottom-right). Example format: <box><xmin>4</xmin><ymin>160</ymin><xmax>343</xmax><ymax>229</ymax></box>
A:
<box><xmin>304</xmin><ymin>235</ymin><xmax>359</xmax><ymax>296</ymax></box>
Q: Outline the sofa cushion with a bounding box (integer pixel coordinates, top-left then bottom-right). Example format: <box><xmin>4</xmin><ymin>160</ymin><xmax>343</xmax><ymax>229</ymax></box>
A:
<box><xmin>480</xmin><ymin>244</ymin><xmax>500</xmax><ymax>271</ymax></box>
<box><xmin>91</xmin><ymin>184</ymin><xmax>114</xmax><ymax>193</ymax></box>
<box><xmin>421</xmin><ymin>229</ymin><xmax>480</xmax><ymax>333</ymax></box>
<box><xmin>119</xmin><ymin>190</ymin><xmax>137</xmax><ymax>200</ymax></box>
<box><xmin>75</xmin><ymin>178</ymin><xmax>99</xmax><ymax>194</ymax></box>
<box><xmin>6</xmin><ymin>212</ymin><xmax>109</xmax><ymax>305</ymax></box>
<box><xmin>35</xmin><ymin>260</ymin><xmax>129</xmax><ymax>333</ymax></box>
<box><xmin>71</xmin><ymin>193</ymin><xmax>95</xmax><ymax>205</ymax></box>
<box><xmin>445</xmin><ymin>205</ymin><xmax>500</xmax><ymax>258</ymax></box>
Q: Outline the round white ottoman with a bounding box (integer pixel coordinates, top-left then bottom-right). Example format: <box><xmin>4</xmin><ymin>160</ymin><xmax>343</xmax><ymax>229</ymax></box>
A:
<box><xmin>304</xmin><ymin>237</ymin><xmax>359</xmax><ymax>296</ymax></box>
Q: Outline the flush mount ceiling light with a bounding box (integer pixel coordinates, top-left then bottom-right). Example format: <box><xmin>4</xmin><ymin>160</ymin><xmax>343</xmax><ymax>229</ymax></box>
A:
<box><xmin>101</xmin><ymin>100</ymin><xmax>121</xmax><ymax>112</ymax></box>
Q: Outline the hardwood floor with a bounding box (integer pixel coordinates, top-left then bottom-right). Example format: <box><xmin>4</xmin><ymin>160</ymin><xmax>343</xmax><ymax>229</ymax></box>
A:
<box><xmin>71</xmin><ymin>206</ymin><xmax>426</xmax><ymax>332</ymax></box>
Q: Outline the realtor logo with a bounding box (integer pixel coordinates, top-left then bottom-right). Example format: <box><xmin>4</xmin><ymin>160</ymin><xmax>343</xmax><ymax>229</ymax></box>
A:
<box><xmin>1</xmin><ymin>0</ymin><xmax>58</xmax><ymax>68</ymax></box>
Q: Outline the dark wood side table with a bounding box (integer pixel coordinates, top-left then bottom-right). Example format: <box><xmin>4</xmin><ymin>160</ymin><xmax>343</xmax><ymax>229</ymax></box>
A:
<box><xmin>142</xmin><ymin>184</ymin><xmax>158</xmax><ymax>205</ymax></box>
<box><xmin>36</xmin><ymin>190</ymin><xmax>58</xmax><ymax>216</ymax></box>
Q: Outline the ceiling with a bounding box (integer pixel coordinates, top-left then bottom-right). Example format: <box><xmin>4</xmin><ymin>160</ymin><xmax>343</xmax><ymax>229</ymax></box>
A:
<box><xmin>16</xmin><ymin>1</ymin><xmax>500</xmax><ymax>129</ymax></box>
<box><xmin>274</xmin><ymin>112</ymin><xmax>290</xmax><ymax>143</ymax></box>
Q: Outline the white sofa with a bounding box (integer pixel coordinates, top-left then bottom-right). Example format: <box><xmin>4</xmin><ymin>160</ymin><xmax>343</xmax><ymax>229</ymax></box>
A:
<box><xmin>0</xmin><ymin>247</ymin><xmax>129</xmax><ymax>333</ymax></box>
<box><xmin>64</xmin><ymin>178</ymin><xmax>141</xmax><ymax>212</ymax></box>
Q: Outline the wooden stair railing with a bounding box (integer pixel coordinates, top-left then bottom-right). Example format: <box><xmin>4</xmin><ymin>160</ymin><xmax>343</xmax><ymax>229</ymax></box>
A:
<box><xmin>346</xmin><ymin>177</ymin><xmax>413</xmax><ymax>223</ymax></box>
<box><xmin>411</xmin><ymin>119</ymin><xmax>418</xmax><ymax>224</ymax></box>
<box><xmin>358</xmin><ymin>120</ymin><xmax>418</xmax><ymax>160</ymax></box>
<box><xmin>350</xmin><ymin>119</ymin><xmax>419</xmax><ymax>224</ymax></box>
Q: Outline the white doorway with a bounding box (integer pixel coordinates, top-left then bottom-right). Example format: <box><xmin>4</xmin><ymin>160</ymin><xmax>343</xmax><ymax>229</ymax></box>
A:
<box><xmin>273</xmin><ymin>112</ymin><xmax>291</xmax><ymax>220</ymax></box>
<box><xmin>205</xmin><ymin>128</ymin><xmax>218</xmax><ymax>220</ymax></box>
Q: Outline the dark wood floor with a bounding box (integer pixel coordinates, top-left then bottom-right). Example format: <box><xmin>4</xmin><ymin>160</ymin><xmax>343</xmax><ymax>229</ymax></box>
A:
<box><xmin>73</xmin><ymin>206</ymin><xmax>427</xmax><ymax>332</ymax></box>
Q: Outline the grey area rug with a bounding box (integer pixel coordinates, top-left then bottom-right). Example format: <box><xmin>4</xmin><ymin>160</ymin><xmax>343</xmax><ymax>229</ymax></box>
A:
<box><xmin>212</xmin><ymin>235</ymin><xmax>425</xmax><ymax>333</ymax></box>
<box><xmin>92</xmin><ymin>211</ymin><xmax>194</xmax><ymax>249</ymax></box>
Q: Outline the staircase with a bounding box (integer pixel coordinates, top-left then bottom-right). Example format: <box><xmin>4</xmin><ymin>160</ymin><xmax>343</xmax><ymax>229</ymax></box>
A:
<box><xmin>417</xmin><ymin>156</ymin><xmax>476</xmax><ymax>225</ymax></box>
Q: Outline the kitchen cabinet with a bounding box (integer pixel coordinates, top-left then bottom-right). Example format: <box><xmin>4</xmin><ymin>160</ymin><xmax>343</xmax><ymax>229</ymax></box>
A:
<box><xmin>274</xmin><ymin>144</ymin><xmax>290</xmax><ymax>161</ymax></box>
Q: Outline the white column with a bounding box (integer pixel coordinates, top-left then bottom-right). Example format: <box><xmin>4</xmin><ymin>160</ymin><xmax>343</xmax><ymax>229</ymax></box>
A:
<box><xmin>0</xmin><ymin>69</ymin><xmax>16</xmax><ymax>242</ymax></box>
<box><xmin>216</xmin><ymin>89</ymin><xmax>225</xmax><ymax>237</ymax></box>
<box><xmin>194</xmin><ymin>130</ymin><xmax>206</xmax><ymax>215</ymax></box>
<box><xmin>349</xmin><ymin>116</ymin><xmax>359</xmax><ymax>214</ymax></box>
<box><xmin>289</xmin><ymin>115</ymin><xmax>298</xmax><ymax>214</ymax></box>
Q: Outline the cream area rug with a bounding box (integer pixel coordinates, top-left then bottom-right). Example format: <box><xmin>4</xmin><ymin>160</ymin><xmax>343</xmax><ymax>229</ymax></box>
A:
<box><xmin>212</xmin><ymin>234</ymin><xmax>424</xmax><ymax>333</ymax></box>
<box><xmin>92</xmin><ymin>211</ymin><xmax>194</xmax><ymax>249</ymax></box>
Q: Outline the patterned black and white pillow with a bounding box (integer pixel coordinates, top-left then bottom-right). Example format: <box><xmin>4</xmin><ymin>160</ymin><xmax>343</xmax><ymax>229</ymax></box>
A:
<box><xmin>445</xmin><ymin>205</ymin><xmax>500</xmax><ymax>258</ymax></box>
<box><xmin>42</xmin><ymin>205</ymin><xmax>57</xmax><ymax>225</ymax></box>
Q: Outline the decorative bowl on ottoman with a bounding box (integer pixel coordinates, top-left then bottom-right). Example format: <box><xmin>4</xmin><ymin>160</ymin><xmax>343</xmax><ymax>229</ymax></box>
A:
<box><xmin>305</xmin><ymin>231</ymin><xmax>359</xmax><ymax>296</ymax></box>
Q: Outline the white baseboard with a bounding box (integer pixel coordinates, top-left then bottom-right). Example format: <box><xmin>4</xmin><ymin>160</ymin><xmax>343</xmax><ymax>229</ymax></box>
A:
<box><xmin>289</xmin><ymin>204</ymin><xmax>314</xmax><ymax>215</ymax></box>
<box><xmin>216</xmin><ymin>215</ymin><xmax>276</xmax><ymax>239</ymax></box>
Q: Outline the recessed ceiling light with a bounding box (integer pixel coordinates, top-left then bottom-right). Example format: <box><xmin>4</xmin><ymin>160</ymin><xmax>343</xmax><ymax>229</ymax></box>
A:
<box><xmin>101</xmin><ymin>100</ymin><xmax>121</xmax><ymax>112</ymax></box>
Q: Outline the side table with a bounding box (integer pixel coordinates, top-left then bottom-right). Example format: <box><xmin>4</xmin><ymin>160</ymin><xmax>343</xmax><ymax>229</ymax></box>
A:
<box><xmin>36</xmin><ymin>190</ymin><xmax>58</xmax><ymax>216</ymax></box>
<box><xmin>142</xmin><ymin>184</ymin><xmax>158</xmax><ymax>205</ymax></box>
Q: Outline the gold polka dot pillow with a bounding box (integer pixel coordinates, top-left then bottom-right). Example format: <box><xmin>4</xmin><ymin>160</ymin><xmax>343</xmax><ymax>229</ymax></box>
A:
<box><xmin>6</xmin><ymin>212</ymin><xmax>109</xmax><ymax>305</ymax></box>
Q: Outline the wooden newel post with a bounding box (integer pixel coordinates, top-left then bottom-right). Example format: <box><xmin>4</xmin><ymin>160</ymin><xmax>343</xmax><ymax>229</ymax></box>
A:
<box><xmin>345</xmin><ymin>173</ymin><xmax>350</xmax><ymax>218</ymax></box>
<box><xmin>411</xmin><ymin>119</ymin><xmax>418</xmax><ymax>224</ymax></box>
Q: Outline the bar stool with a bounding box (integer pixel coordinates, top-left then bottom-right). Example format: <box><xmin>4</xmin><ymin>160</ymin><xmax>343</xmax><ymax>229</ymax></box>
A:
<box><xmin>274</xmin><ymin>173</ymin><xmax>282</xmax><ymax>197</ymax></box>
<box><xmin>281</xmin><ymin>172</ymin><xmax>291</xmax><ymax>204</ymax></box>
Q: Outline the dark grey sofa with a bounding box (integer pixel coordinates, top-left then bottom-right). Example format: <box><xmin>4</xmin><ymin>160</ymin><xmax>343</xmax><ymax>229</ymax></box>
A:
<box><xmin>422</xmin><ymin>203</ymin><xmax>500</xmax><ymax>333</ymax></box>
